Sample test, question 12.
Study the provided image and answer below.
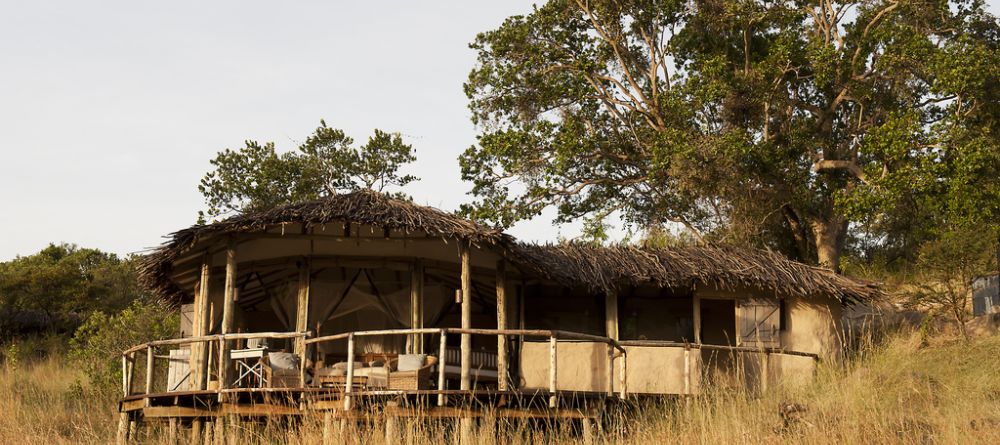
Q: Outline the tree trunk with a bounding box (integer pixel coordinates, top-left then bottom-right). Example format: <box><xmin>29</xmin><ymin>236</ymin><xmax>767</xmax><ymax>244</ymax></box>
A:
<box><xmin>811</xmin><ymin>216</ymin><xmax>848</xmax><ymax>272</ymax></box>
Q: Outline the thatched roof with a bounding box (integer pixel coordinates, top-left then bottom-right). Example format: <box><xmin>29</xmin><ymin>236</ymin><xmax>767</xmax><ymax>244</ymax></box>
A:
<box><xmin>138</xmin><ymin>190</ymin><xmax>879</xmax><ymax>303</ymax></box>
<box><xmin>138</xmin><ymin>190</ymin><xmax>509</xmax><ymax>299</ymax></box>
<box><xmin>507</xmin><ymin>242</ymin><xmax>880</xmax><ymax>304</ymax></box>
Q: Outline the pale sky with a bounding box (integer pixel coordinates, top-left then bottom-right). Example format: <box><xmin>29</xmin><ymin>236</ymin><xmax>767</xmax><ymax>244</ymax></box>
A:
<box><xmin>2</xmin><ymin>1</ymin><xmax>998</xmax><ymax>261</ymax></box>
<box><xmin>0</xmin><ymin>1</ymin><xmax>570</xmax><ymax>261</ymax></box>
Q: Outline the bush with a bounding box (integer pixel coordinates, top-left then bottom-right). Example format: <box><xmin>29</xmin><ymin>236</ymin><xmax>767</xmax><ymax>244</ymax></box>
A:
<box><xmin>69</xmin><ymin>299</ymin><xmax>178</xmax><ymax>398</ymax></box>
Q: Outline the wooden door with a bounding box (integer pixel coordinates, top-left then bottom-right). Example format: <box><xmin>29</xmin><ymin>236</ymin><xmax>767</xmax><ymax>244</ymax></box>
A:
<box><xmin>737</xmin><ymin>298</ymin><xmax>780</xmax><ymax>348</ymax></box>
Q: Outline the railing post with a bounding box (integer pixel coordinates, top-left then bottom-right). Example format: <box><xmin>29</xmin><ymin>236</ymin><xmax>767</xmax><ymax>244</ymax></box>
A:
<box><xmin>122</xmin><ymin>355</ymin><xmax>129</xmax><ymax>397</ymax></box>
<box><xmin>299</xmin><ymin>334</ymin><xmax>308</xmax><ymax>389</ymax></box>
<box><xmin>761</xmin><ymin>351</ymin><xmax>770</xmax><ymax>392</ymax></box>
<box><xmin>437</xmin><ymin>330</ymin><xmax>447</xmax><ymax>407</ymax></box>
<box><xmin>344</xmin><ymin>333</ymin><xmax>355</xmax><ymax>411</ymax></box>
<box><xmin>145</xmin><ymin>346</ymin><xmax>154</xmax><ymax>399</ymax></box>
<box><xmin>619</xmin><ymin>349</ymin><xmax>627</xmax><ymax>399</ymax></box>
<box><xmin>607</xmin><ymin>343</ymin><xmax>615</xmax><ymax>396</ymax></box>
<box><xmin>683</xmin><ymin>345</ymin><xmax>691</xmax><ymax>395</ymax></box>
<box><xmin>549</xmin><ymin>334</ymin><xmax>557</xmax><ymax>409</ymax></box>
<box><xmin>127</xmin><ymin>353</ymin><xmax>135</xmax><ymax>396</ymax></box>
<box><xmin>217</xmin><ymin>337</ymin><xmax>226</xmax><ymax>398</ymax></box>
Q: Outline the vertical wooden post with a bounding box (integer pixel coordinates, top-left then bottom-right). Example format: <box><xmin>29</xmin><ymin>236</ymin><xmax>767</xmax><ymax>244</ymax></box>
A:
<box><xmin>121</xmin><ymin>355</ymin><xmax>129</xmax><ymax>396</ymax></box>
<box><xmin>459</xmin><ymin>246</ymin><xmax>473</xmax><ymax>445</ymax></box>
<box><xmin>192</xmin><ymin>259</ymin><xmax>211</xmax><ymax>391</ymax></box>
<box><xmin>495</xmin><ymin>259</ymin><xmax>508</xmax><ymax>391</ymax></box>
<box><xmin>295</xmin><ymin>258</ymin><xmax>311</xmax><ymax>356</ymax></box>
<box><xmin>216</xmin><ymin>338</ymin><xmax>225</xmax><ymax>396</ymax></box>
<box><xmin>605</xmin><ymin>290</ymin><xmax>618</xmax><ymax>341</ymax></box>
<box><xmin>761</xmin><ymin>351</ymin><xmax>770</xmax><ymax>392</ymax></box>
<box><xmin>683</xmin><ymin>346</ymin><xmax>691</xmax><ymax>395</ymax></box>
<box><xmin>167</xmin><ymin>418</ymin><xmax>179</xmax><ymax>445</ymax></box>
<box><xmin>437</xmin><ymin>331</ymin><xmax>447</xmax><ymax>407</ymax></box>
<box><xmin>606</xmin><ymin>344</ymin><xmax>615</xmax><ymax>396</ymax></box>
<box><xmin>295</xmin><ymin>259</ymin><xmax>311</xmax><ymax>389</ymax></box>
<box><xmin>219</xmin><ymin>241</ymin><xmax>237</xmax><ymax>392</ymax></box>
<box><xmin>548</xmin><ymin>335</ymin><xmax>558</xmax><ymax>408</ymax></box>
<box><xmin>459</xmin><ymin>242</ymin><xmax>472</xmax><ymax>392</ymax></box>
<box><xmin>693</xmin><ymin>294</ymin><xmax>702</xmax><ymax>344</ymax></box>
<box><xmin>116</xmin><ymin>412</ymin><xmax>130</xmax><ymax>445</ymax></box>
<box><xmin>409</xmin><ymin>260</ymin><xmax>424</xmax><ymax>354</ymax></box>
<box><xmin>344</xmin><ymin>334</ymin><xmax>355</xmax><ymax>411</ymax></box>
<box><xmin>145</xmin><ymin>346</ymin><xmax>154</xmax><ymax>398</ymax></box>
<box><xmin>619</xmin><ymin>349</ymin><xmax>627</xmax><ymax>399</ymax></box>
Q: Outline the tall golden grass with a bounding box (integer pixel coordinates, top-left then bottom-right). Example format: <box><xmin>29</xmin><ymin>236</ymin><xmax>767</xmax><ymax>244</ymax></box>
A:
<box><xmin>2</xmin><ymin>328</ymin><xmax>999</xmax><ymax>444</ymax></box>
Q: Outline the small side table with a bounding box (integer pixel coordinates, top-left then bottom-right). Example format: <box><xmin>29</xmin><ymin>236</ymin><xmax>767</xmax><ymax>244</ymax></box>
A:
<box><xmin>231</xmin><ymin>347</ymin><xmax>272</xmax><ymax>388</ymax></box>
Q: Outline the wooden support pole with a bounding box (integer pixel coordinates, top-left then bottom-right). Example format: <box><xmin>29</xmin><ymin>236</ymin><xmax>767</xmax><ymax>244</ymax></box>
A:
<box><xmin>219</xmin><ymin>242</ymin><xmax>237</xmax><ymax>393</ymax></box>
<box><xmin>145</xmin><ymin>346</ymin><xmax>154</xmax><ymax>399</ymax></box>
<box><xmin>459</xmin><ymin>242</ymin><xmax>472</xmax><ymax>392</ymax></box>
<box><xmin>167</xmin><ymin>418</ymin><xmax>179</xmax><ymax>445</ymax></box>
<box><xmin>121</xmin><ymin>355</ymin><xmax>129</xmax><ymax>397</ymax></box>
<box><xmin>192</xmin><ymin>259</ymin><xmax>211</xmax><ymax>391</ymax></box>
<box><xmin>549</xmin><ymin>335</ymin><xmax>558</xmax><ymax>408</ymax></box>
<box><xmin>295</xmin><ymin>258</ymin><xmax>311</xmax><ymax>356</ymax></box>
<box><xmin>496</xmin><ymin>259</ymin><xmax>508</xmax><ymax>391</ymax></box>
<box><xmin>619</xmin><ymin>349</ymin><xmax>627</xmax><ymax>399</ymax></box>
<box><xmin>683</xmin><ymin>346</ymin><xmax>691</xmax><ymax>395</ymax></box>
<box><xmin>115</xmin><ymin>412</ymin><xmax>129</xmax><ymax>445</ymax></box>
<box><xmin>344</xmin><ymin>334</ymin><xmax>355</xmax><ymax>411</ymax></box>
<box><xmin>607</xmin><ymin>343</ymin><xmax>615</xmax><ymax>396</ymax></box>
<box><xmin>295</xmin><ymin>258</ymin><xmax>311</xmax><ymax>389</ymax></box>
<box><xmin>605</xmin><ymin>290</ymin><xmax>618</xmax><ymax>341</ymax></box>
<box><xmin>409</xmin><ymin>260</ymin><xmax>424</xmax><ymax>353</ymax></box>
<box><xmin>437</xmin><ymin>331</ymin><xmax>447</xmax><ymax>407</ymax></box>
<box><xmin>693</xmin><ymin>294</ymin><xmax>702</xmax><ymax>344</ymax></box>
<box><xmin>761</xmin><ymin>351</ymin><xmax>770</xmax><ymax>392</ymax></box>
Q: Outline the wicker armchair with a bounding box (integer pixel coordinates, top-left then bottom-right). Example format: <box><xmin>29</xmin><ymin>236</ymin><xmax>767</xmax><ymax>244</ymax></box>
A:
<box><xmin>261</xmin><ymin>352</ymin><xmax>301</xmax><ymax>388</ymax></box>
<box><xmin>386</xmin><ymin>355</ymin><xmax>438</xmax><ymax>390</ymax></box>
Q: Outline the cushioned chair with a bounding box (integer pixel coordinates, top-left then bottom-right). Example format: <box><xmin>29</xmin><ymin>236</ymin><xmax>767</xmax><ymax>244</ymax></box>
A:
<box><xmin>386</xmin><ymin>354</ymin><xmax>438</xmax><ymax>390</ymax></box>
<box><xmin>262</xmin><ymin>352</ymin><xmax>301</xmax><ymax>388</ymax></box>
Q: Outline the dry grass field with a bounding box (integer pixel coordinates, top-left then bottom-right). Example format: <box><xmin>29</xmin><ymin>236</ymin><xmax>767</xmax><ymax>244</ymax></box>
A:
<box><xmin>2</xmin><ymin>328</ymin><xmax>999</xmax><ymax>444</ymax></box>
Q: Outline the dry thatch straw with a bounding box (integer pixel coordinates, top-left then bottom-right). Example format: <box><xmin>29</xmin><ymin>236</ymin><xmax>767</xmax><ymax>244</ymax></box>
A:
<box><xmin>507</xmin><ymin>242</ymin><xmax>881</xmax><ymax>304</ymax></box>
<box><xmin>138</xmin><ymin>190</ymin><xmax>879</xmax><ymax>303</ymax></box>
<box><xmin>137</xmin><ymin>190</ymin><xmax>510</xmax><ymax>300</ymax></box>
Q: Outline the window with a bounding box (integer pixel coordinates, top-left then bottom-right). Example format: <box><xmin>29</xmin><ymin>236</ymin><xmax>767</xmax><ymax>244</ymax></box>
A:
<box><xmin>619</xmin><ymin>287</ymin><xmax>694</xmax><ymax>342</ymax></box>
<box><xmin>738</xmin><ymin>298</ymin><xmax>781</xmax><ymax>348</ymax></box>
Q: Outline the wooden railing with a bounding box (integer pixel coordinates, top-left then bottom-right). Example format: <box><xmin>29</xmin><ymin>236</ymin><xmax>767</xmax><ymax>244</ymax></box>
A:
<box><xmin>304</xmin><ymin>328</ymin><xmax>629</xmax><ymax>409</ymax></box>
<box><xmin>121</xmin><ymin>331</ymin><xmax>310</xmax><ymax>401</ymax></box>
<box><xmin>121</xmin><ymin>328</ymin><xmax>628</xmax><ymax>410</ymax></box>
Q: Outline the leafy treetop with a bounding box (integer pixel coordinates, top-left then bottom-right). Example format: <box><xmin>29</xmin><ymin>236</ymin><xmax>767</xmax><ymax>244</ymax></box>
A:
<box><xmin>199</xmin><ymin>120</ymin><xmax>417</xmax><ymax>221</ymax></box>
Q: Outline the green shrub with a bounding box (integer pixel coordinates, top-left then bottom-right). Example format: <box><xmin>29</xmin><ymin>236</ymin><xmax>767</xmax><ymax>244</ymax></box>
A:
<box><xmin>69</xmin><ymin>299</ymin><xmax>178</xmax><ymax>398</ymax></box>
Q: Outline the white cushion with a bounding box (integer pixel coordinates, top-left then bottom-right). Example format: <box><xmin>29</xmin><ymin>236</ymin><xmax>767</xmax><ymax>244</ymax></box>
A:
<box><xmin>397</xmin><ymin>354</ymin><xmax>426</xmax><ymax>372</ymax></box>
<box><xmin>331</xmin><ymin>361</ymin><xmax>366</xmax><ymax>371</ymax></box>
<box><xmin>267</xmin><ymin>352</ymin><xmax>299</xmax><ymax>371</ymax></box>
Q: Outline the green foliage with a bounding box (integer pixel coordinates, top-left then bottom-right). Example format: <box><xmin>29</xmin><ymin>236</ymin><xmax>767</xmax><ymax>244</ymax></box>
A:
<box><xmin>906</xmin><ymin>227</ymin><xmax>998</xmax><ymax>339</ymax></box>
<box><xmin>199</xmin><ymin>120</ymin><xmax>417</xmax><ymax>220</ymax></box>
<box><xmin>69</xmin><ymin>299</ymin><xmax>178</xmax><ymax>398</ymax></box>
<box><xmin>461</xmin><ymin>0</ymin><xmax>1000</xmax><ymax>269</ymax></box>
<box><xmin>0</xmin><ymin>243</ymin><xmax>140</xmax><ymax>316</ymax></box>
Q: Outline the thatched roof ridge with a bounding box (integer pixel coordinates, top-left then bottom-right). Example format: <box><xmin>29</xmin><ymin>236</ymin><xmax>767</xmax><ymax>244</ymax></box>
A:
<box><xmin>138</xmin><ymin>190</ymin><xmax>508</xmax><ymax>299</ymax></box>
<box><xmin>137</xmin><ymin>190</ymin><xmax>879</xmax><ymax>303</ymax></box>
<box><xmin>507</xmin><ymin>242</ymin><xmax>880</xmax><ymax>304</ymax></box>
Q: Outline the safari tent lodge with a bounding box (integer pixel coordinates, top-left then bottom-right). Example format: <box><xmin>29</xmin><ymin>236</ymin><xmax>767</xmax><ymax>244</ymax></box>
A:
<box><xmin>117</xmin><ymin>191</ymin><xmax>879</xmax><ymax>438</ymax></box>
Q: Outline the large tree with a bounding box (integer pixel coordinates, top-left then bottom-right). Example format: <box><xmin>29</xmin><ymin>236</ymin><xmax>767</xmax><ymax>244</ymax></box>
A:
<box><xmin>460</xmin><ymin>0</ymin><xmax>999</xmax><ymax>270</ymax></box>
<box><xmin>199</xmin><ymin>121</ymin><xmax>417</xmax><ymax>220</ymax></box>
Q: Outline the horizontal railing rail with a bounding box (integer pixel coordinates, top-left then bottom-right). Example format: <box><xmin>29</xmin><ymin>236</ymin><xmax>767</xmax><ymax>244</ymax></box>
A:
<box><xmin>120</xmin><ymin>329</ymin><xmax>819</xmax><ymax>407</ymax></box>
<box><xmin>615</xmin><ymin>340</ymin><xmax>820</xmax><ymax>360</ymax></box>
<box><xmin>306</xmin><ymin>327</ymin><xmax>628</xmax><ymax>409</ymax></box>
